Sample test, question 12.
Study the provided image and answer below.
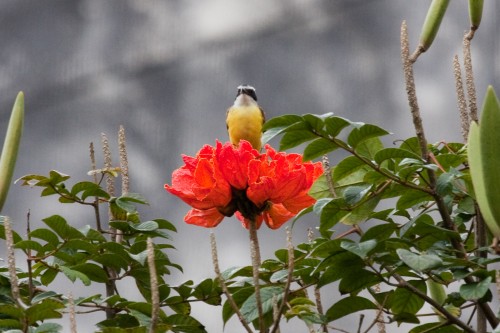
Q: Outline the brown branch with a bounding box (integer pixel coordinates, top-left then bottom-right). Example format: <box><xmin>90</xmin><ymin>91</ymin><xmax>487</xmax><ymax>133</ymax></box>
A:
<box><xmin>393</xmin><ymin>274</ymin><xmax>475</xmax><ymax>333</ymax></box>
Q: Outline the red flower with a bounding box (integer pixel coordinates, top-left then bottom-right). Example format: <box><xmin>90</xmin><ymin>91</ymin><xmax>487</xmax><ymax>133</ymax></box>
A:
<box><xmin>165</xmin><ymin>141</ymin><xmax>323</xmax><ymax>229</ymax></box>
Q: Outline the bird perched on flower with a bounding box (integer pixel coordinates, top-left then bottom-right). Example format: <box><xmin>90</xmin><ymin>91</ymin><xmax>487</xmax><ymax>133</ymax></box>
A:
<box><xmin>226</xmin><ymin>85</ymin><xmax>265</xmax><ymax>151</ymax></box>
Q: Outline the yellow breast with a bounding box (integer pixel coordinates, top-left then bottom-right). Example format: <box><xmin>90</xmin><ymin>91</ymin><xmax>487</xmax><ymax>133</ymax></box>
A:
<box><xmin>226</xmin><ymin>104</ymin><xmax>264</xmax><ymax>151</ymax></box>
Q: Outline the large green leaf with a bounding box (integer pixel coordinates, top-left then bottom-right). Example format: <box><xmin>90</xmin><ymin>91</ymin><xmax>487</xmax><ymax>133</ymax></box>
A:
<box><xmin>262</xmin><ymin>114</ymin><xmax>303</xmax><ymax>144</ymax></box>
<box><xmin>396</xmin><ymin>249</ymin><xmax>443</xmax><ymax>272</ymax></box>
<box><xmin>59</xmin><ymin>266</ymin><xmax>91</xmax><ymax>286</ymax></box>
<box><xmin>240</xmin><ymin>286</ymin><xmax>284</xmax><ymax>323</ymax></box>
<box><xmin>222</xmin><ymin>286</ymin><xmax>254</xmax><ymax>325</ymax></box>
<box><xmin>459</xmin><ymin>276</ymin><xmax>492</xmax><ymax>300</ymax></box>
<box><xmin>409</xmin><ymin>323</ymin><xmax>463</xmax><ymax>333</ymax></box>
<box><xmin>333</xmin><ymin>156</ymin><xmax>367</xmax><ymax>181</ymax></box>
<box><xmin>303</xmin><ymin>137</ymin><xmax>339</xmax><ymax>161</ymax></box>
<box><xmin>347</xmin><ymin>124</ymin><xmax>389</xmax><ymax>148</ymax></box>
<box><xmin>42</xmin><ymin>215</ymin><xmax>84</xmax><ymax>240</ymax></box>
<box><xmin>71</xmin><ymin>263</ymin><xmax>108</xmax><ymax>283</ymax></box>
<box><xmin>326</xmin><ymin>296</ymin><xmax>377</xmax><ymax>321</ymax></box>
<box><xmin>341</xmin><ymin>239</ymin><xmax>377</xmax><ymax>259</ymax></box>
<box><xmin>396</xmin><ymin>190</ymin><xmax>433</xmax><ymax>210</ymax></box>
<box><xmin>279</xmin><ymin>122</ymin><xmax>318</xmax><ymax>150</ymax></box>
<box><xmin>339</xmin><ymin>196</ymin><xmax>380</xmax><ymax>225</ymax></box>
<box><xmin>324</xmin><ymin>116</ymin><xmax>351</xmax><ymax>137</ymax></box>
<box><xmin>338</xmin><ymin>268</ymin><xmax>381</xmax><ymax>294</ymax></box>
<box><xmin>25</xmin><ymin>299</ymin><xmax>64</xmax><ymax>324</ymax></box>
<box><xmin>391</xmin><ymin>280</ymin><xmax>426</xmax><ymax>315</ymax></box>
<box><xmin>374</xmin><ymin>148</ymin><xmax>423</xmax><ymax>165</ymax></box>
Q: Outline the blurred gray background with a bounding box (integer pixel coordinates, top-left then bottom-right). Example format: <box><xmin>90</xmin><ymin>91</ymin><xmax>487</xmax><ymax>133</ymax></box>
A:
<box><xmin>0</xmin><ymin>1</ymin><xmax>499</xmax><ymax>332</ymax></box>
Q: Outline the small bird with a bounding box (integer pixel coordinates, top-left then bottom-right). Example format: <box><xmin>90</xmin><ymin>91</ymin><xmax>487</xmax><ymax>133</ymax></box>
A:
<box><xmin>226</xmin><ymin>85</ymin><xmax>266</xmax><ymax>151</ymax></box>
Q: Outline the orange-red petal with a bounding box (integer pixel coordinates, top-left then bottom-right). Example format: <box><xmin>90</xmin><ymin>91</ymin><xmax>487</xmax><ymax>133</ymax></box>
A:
<box><xmin>185</xmin><ymin>208</ymin><xmax>225</xmax><ymax>227</ymax></box>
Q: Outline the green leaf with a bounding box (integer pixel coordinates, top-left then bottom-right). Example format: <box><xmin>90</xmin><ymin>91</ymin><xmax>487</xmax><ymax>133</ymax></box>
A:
<box><xmin>129</xmin><ymin>250</ymin><xmax>148</xmax><ymax>266</ymax></box>
<box><xmin>34</xmin><ymin>322</ymin><xmax>63</xmax><ymax>332</ymax></box>
<box><xmin>341</xmin><ymin>239</ymin><xmax>377</xmax><ymax>259</ymax></box>
<box><xmin>165</xmin><ymin>314</ymin><xmax>205</xmax><ymax>332</ymax></box>
<box><xmin>374</xmin><ymin>148</ymin><xmax>423</xmax><ymax>165</ymax></box>
<box><xmin>59</xmin><ymin>266</ymin><xmax>91</xmax><ymax>286</ymax></box>
<box><xmin>326</xmin><ymin>296</ymin><xmax>377</xmax><ymax>321</ymax></box>
<box><xmin>302</xmin><ymin>113</ymin><xmax>331</xmax><ymax>134</ymax></box>
<box><xmin>324</xmin><ymin>116</ymin><xmax>351</xmax><ymax>137</ymax></box>
<box><xmin>396</xmin><ymin>190</ymin><xmax>433</xmax><ymax>210</ymax></box>
<box><xmin>40</xmin><ymin>267</ymin><xmax>58</xmax><ymax>286</ymax></box>
<box><xmin>131</xmin><ymin>220</ymin><xmax>158</xmax><ymax>232</ymax></box>
<box><xmin>165</xmin><ymin>296</ymin><xmax>191</xmax><ymax>315</ymax></box>
<box><xmin>48</xmin><ymin>170</ymin><xmax>70</xmax><ymax>184</ymax></box>
<box><xmin>303</xmin><ymin>138</ymin><xmax>339</xmax><ymax>161</ymax></box>
<box><xmin>459</xmin><ymin>276</ymin><xmax>492</xmax><ymax>300</ymax></box>
<box><xmin>279</xmin><ymin>123</ymin><xmax>319</xmax><ymax>150</ymax></box>
<box><xmin>31</xmin><ymin>291</ymin><xmax>61</xmax><ymax>304</ymax></box>
<box><xmin>343</xmin><ymin>184</ymin><xmax>371</xmax><ymax>205</ymax></box>
<box><xmin>0</xmin><ymin>304</ymin><xmax>24</xmax><ymax>319</ymax></box>
<box><xmin>391</xmin><ymin>280</ymin><xmax>426</xmax><ymax>315</ymax></box>
<box><xmin>25</xmin><ymin>299</ymin><xmax>64</xmax><ymax>324</ymax></box>
<box><xmin>347</xmin><ymin>124</ymin><xmax>389</xmax><ymax>148</ymax></box>
<box><xmin>14</xmin><ymin>240</ymin><xmax>43</xmax><ymax>252</ymax></box>
<box><xmin>338</xmin><ymin>269</ymin><xmax>381</xmax><ymax>294</ymax></box>
<box><xmin>43</xmin><ymin>215</ymin><xmax>84</xmax><ymax>240</ymax></box>
<box><xmin>222</xmin><ymin>287</ymin><xmax>253</xmax><ymax>325</ymax></box>
<box><xmin>263</xmin><ymin>115</ymin><xmax>303</xmax><ymax>130</ymax></box>
<box><xmin>396</xmin><ymin>249</ymin><xmax>443</xmax><ymax>272</ymax></box>
<box><xmin>93</xmin><ymin>253</ymin><xmax>130</xmax><ymax>271</ymax></box>
<box><xmin>29</xmin><ymin>228</ymin><xmax>60</xmax><ymax>246</ymax></box>
<box><xmin>71</xmin><ymin>263</ymin><xmax>108</xmax><ymax>283</ymax></box>
<box><xmin>339</xmin><ymin>196</ymin><xmax>380</xmax><ymax>225</ymax></box>
<box><xmin>410</xmin><ymin>323</ymin><xmax>463</xmax><ymax>333</ymax></box>
<box><xmin>240</xmin><ymin>286</ymin><xmax>284</xmax><ymax>323</ymax></box>
<box><xmin>333</xmin><ymin>156</ymin><xmax>367</xmax><ymax>181</ymax></box>
<box><xmin>70</xmin><ymin>181</ymin><xmax>110</xmax><ymax>200</ymax></box>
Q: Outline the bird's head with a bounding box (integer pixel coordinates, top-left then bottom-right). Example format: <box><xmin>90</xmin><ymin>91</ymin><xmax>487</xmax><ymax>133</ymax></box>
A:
<box><xmin>236</xmin><ymin>84</ymin><xmax>257</xmax><ymax>101</ymax></box>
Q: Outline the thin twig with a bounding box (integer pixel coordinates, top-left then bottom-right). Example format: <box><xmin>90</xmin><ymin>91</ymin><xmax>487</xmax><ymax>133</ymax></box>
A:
<box><xmin>26</xmin><ymin>210</ymin><xmax>34</xmax><ymax>302</ymax></box>
<box><xmin>147</xmin><ymin>238</ymin><xmax>159</xmax><ymax>333</ymax></box>
<box><xmin>249</xmin><ymin>218</ymin><xmax>266</xmax><ymax>332</ymax></box>
<box><xmin>357</xmin><ymin>314</ymin><xmax>365</xmax><ymax>333</ymax></box>
<box><xmin>210</xmin><ymin>232</ymin><xmax>253</xmax><ymax>333</ymax></box>
<box><xmin>452</xmin><ymin>55</ymin><xmax>470</xmax><ymax>141</ymax></box>
<box><xmin>89</xmin><ymin>142</ymin><xmax>102</xmax><ymax>232</ymax></box>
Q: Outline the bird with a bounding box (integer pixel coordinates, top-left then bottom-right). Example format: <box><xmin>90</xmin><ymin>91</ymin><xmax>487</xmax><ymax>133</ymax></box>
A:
<box><xmin>226</xmin><ymin>85</ymin><xmax>266</xmax><ymax>151</ymax></box>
